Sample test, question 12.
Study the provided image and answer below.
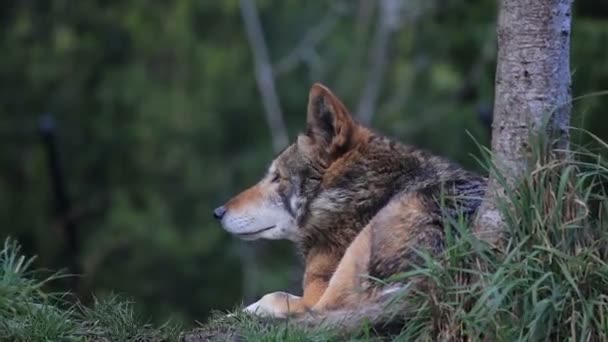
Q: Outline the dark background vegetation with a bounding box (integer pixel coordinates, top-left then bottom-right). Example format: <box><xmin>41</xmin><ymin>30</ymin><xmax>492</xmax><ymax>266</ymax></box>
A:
<box><xmin>1</xmin><ymin>0</ymin><xmax>607</xmax><ymax>327</ymax></box>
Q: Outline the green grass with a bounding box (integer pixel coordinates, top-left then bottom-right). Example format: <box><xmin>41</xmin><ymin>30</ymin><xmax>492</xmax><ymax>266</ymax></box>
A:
<box><xmin>186</xmin><ymin>310</ymin><xmax>343</xmax><ymax>341</ymax></box>
<box><xmin>2</xmin><ymin>132</ymin><xmax>608</xmax><ymax>341</ymax></box>
<box><xmin>382</xmin><ymin>131</ymin><xmax>608</xmax><ymax>341</ymax></box>
<box><xmin>0</xmin><ymin>240</ymin><xmax>182</xmax><ymax>341</ymax></box>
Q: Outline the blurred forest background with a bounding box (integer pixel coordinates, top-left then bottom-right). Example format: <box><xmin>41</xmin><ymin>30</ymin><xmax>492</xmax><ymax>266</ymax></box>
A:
<box><xmin>1</xmin><ymin>0</ymin><xmax>607</xmax><ymax>327</ymax></box>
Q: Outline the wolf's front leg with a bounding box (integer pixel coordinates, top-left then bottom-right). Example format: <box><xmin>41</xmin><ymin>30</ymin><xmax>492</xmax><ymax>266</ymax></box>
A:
<box><xmin>244</xmin><ymin>291</ymin><xmax>303</xmax><ymax>318</ymax></box>
<box><xmin>244</xmin><ymin>252</ymin><xmax>336</xmax><ymax>318</ymax></box>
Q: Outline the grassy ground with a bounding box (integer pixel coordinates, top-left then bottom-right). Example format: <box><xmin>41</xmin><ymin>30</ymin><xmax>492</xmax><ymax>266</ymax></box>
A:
<box><xmin>2</xmin><ymin>133</ymin><xmax>608</xmax><ymax>341</ymax></box>
<box><xmin>0</xmin><ymin>236</ymin><xmax>342</xmax><ymax>341</ymax></box>
<box><xmin>0</xmin><ymin>239</ymin><xmax>181</xmax><ymax>341</ymax></box>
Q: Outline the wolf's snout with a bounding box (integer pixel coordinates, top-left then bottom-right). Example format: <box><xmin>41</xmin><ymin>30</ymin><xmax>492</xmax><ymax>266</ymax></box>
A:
<box><xmin>213</xmin><ymin>206</ymin><xmax>226</xmax><ymax>220</ymax></box>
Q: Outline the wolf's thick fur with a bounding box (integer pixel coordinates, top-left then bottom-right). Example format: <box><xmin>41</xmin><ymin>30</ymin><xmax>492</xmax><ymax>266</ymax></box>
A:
<box><xmin>215</xmin><ymin>83</ymin><xmax>486</xmax><ymax>322</ymax></box>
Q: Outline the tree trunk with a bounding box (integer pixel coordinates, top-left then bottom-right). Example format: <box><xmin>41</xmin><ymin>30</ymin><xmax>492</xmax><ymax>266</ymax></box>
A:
<box><xmin>474</xmin><ymin>0</ymin><xmax>572</xmax><ymax>245</ymax></box>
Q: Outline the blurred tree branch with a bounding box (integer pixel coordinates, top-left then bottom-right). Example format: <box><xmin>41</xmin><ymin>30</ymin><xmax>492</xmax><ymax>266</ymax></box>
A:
<box><xmin>376</xmin><ymin>0</ymin><xmax>493</xmax><ymax>135</ymax></box>
<box><xmin>356</xmin><ymin>0</ymin><xmax>437</xmax><ymax>125</ymax></box>
<box><xmin>356</xmin><ymin>0</ymin><xmax>403</xmax><ymax>125</ymax></box>
<box><xmin>239</xmin><ymin>0</ymin><xmax>289</xmax><ymax>152</ymax></box>
<box><xmin>273</xmin><ymin>2</ymin><xmax>348</xmax><ymax>79</ymax></box>
<box><xmin>334</xmin><ymin>0</ymin><xmax>377</xmax><ymax>97</ymax></box>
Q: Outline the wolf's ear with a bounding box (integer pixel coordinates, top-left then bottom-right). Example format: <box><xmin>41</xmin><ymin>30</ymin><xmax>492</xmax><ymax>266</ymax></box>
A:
<box><xmin>306</xmin><ymin>83</ymin><xmax>356</xmax><ymax>158</ymax></box>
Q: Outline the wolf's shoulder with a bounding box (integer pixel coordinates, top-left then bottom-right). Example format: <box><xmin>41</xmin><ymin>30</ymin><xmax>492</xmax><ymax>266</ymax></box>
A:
<box><xmin>360</xmin><ymin>133</ymin><xmax>484</xmax><ymax>184</ymax></box>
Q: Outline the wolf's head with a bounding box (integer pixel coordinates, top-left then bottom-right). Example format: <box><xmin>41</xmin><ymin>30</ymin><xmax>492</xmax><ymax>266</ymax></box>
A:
<box><xmin>214</xmin><ymin>83</ymin><xmax>369</xmax><ymax>241</ymax></box>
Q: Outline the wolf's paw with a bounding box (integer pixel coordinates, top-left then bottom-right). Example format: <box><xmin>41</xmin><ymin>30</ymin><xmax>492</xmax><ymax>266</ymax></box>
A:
<box><xmin>243</xmin><ymin>291</ymin><xmax>300</xmax><ymax>319</ymax></box>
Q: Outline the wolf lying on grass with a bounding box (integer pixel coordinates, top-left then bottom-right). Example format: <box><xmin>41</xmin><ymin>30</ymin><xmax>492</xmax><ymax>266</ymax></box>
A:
<box><xmin>214</xmin><ymin>83</ymin><xmax>486</xmax><ymax>320</ymax></box>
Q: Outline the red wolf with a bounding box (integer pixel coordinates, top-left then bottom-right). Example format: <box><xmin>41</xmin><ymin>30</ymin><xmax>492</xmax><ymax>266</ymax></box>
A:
<box><xmin>214</xmin><ymin>83</ymin><xmax>485</xmax><ymax>320</ymax></box>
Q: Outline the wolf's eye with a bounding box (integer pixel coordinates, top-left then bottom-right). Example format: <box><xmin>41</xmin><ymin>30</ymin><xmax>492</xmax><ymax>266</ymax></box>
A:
<box><xmin>271</xmin><ymin>172</ymin><xmax>280</xmax><ymax>183</ymax></box>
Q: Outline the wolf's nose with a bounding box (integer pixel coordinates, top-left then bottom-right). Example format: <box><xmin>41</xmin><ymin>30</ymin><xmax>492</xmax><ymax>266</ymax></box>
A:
<box><xmin>213</xmin><ymin>206</ymin><xmax>226</xmax><ymax>220</ymax></box>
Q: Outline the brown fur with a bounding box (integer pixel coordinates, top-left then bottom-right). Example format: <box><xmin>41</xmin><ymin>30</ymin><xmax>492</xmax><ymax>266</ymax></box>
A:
<box><xmin>217</xmin><ymin>83</ymin><xmax>486</xmax><ymax>321</ymax></box>
<box><xmin>224</xmin><ymin>183</ymin><xmax>263</xmax><ymax>211</ymax></box>
<box><xmin>314</xmin><ymin>224</ymin><xmax>372</xmax><ymax>311</ymax></box>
